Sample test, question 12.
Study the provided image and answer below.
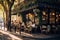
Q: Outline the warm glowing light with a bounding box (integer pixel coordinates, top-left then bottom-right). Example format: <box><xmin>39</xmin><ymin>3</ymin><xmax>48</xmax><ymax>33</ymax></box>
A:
<box><xmin>59</xmin><ymin>14</ymin><xmax>60</xmax><ymax>16</ymax></box>
<box><xmin>26</xmin><ymin>13</ymin><xmax>33</xmax><ymax>19</ymax></box>
<box><xmin>43</xmin><ymin>11</ymin><xmax>46</xmax><ymax>15</ymax></box>
<box><xmin>11</xmin><ymin>15</ymin><xmax>16</xmax><ymax>21</ymax></box>
<box><xmin>52</xmin><ymin>13</ymin><xmax>55</xmax><ymax>15</ymax></box>
<box><xmin>28</xmin><ymin>13</ymin><xmax>32</xmax><ymax>17</ymax></box>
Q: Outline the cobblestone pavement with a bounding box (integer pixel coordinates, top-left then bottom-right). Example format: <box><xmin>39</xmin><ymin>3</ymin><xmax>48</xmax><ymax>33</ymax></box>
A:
<box><xmin>0</xmin><ymin>30</ymin><xmax>60</xmax><ymax>40</ymax></box>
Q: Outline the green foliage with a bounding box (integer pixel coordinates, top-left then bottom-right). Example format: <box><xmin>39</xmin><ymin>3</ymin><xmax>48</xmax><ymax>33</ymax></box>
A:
<box><xmin>17</xmin><ymin>0</ymin><xmax>37</xmax><ymax>10</ymax></box>
<box><xmin>0</xmin><ymin>0</ymin><xmax>15</xmax><ymax>10</ymax></box>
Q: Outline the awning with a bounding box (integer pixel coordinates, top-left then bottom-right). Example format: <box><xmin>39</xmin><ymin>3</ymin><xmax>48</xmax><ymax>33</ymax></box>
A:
<box><xmin>11</xmin><ymin>5</ymin><xmax>38</xmax><ymax>14</ymax></box>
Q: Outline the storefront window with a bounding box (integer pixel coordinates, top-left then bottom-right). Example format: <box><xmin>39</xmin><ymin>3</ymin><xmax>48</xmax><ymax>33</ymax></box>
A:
<box><xmin>42</xmin><ymin>11</ymin><xmax>48</xmax><ymax>24</ymax></box>
<box><xmin>33</xmin><ymin>9</ymin><xmax>40</xmax><ymax>25</ymax></box>
<box><xmin>35</xmin><ymin>16</ymin><xmax>39</xmax><ymax>25</ymax></box>
<box><xmin>58</xmin><ymin>14</ymin><xmax>60</xmax><ymax>24</ymax></box>
<box><xmin>26</xmin><ymin>12</ymin><xmax>39</xmax><ymax>25</ymax></box>
<box><xmin>50</xmin><ymin>12</ymin><xmax>55</xmax><ymax>24</ymax></box>
<box><xmin>26</xmin><ymin>13</ymin><xmax>34</xmax><ymax>22</ymax></box>
<box><xmin>56</xmin><ymin>15</ymin><xmax>58</xmax><ymax>22</ymax></box>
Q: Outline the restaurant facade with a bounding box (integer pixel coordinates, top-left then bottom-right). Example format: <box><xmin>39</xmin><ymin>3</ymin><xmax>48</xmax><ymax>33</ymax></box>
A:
<box><xmin>11</xmin><ymin>0</ymin><xmax>60</xmax><ymax>33</ymax></box>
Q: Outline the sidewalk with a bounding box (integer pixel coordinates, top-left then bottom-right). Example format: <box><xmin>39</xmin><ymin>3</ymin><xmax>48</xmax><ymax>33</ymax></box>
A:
<box><xmin>0</xmin><ymin>30</ymin><xmax>23</xmax><ymax>40</ymax></box>
<box><xmin>6</xmin><ymin>31</ymin><xmax>60</xmax><ymax>40</ymax></box>
<box><xmin>0</xmin><ymin>30</ymin><xmax>60</xmax><ymax>40</ymax></box>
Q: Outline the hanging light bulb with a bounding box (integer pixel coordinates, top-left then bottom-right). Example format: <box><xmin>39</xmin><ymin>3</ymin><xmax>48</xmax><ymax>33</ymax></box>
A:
<box><xmin>52</xmin><ymin>13</ymin><xmax>55</xmax><ymax>15</ymax></box>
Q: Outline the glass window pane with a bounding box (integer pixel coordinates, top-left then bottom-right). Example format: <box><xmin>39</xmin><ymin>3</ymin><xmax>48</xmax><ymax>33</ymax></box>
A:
<box><xmin>49</xmin><ymin>12</ymin><xmax>55</xmax><ymax>24</ymax></box>
<box><xmin>42</xmin><ymin>11</ymin><xmax>48</xmax><ymax>24</ymax></box>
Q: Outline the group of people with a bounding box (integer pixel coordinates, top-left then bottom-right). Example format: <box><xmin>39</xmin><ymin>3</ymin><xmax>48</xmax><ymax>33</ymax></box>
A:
<box><xmin>11</xmin><ymin>20</ymin><xmax>58</xmax><ymax>34</ymax></box>
<box><xmin>11</xmin><ymin>20</ymin><xmax>24</xmax><ymax>33</ymax></box>
<box><xmin>11</xmin><ymin>20</ymin><xmax>40</xmax><ymax>33</ymax></box>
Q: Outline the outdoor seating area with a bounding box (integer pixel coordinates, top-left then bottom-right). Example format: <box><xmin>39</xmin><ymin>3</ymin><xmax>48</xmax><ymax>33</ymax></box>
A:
<box><xmin>10</xmin><ymin>9</ymin><xmax>60</xmax><ymax>34</ymax></box>
<box><xmin>0</xmin><ymin>0</ymin><xmax>60</xmax><ymax>40</ymax></box>
<box><xmin>11</xmin><ymin>20</ymin><xmax>58</xmax><ymax>34</ymax></box>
